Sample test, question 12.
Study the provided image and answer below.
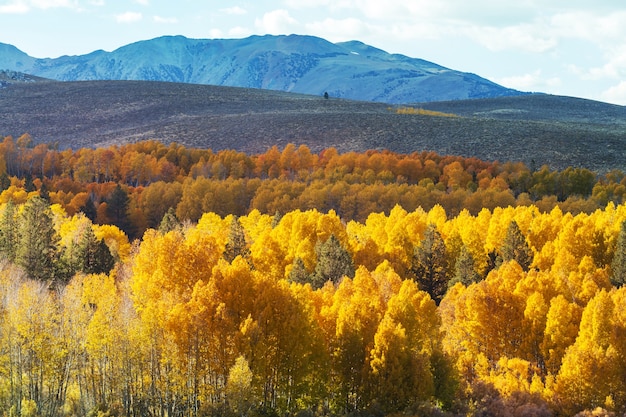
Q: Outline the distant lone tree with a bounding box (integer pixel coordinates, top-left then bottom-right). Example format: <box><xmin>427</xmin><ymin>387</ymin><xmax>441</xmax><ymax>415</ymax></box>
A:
<box><xmin>323</xmin><ymin>91</ymin><xmax>329</xmax><ymax>99</ymax></box>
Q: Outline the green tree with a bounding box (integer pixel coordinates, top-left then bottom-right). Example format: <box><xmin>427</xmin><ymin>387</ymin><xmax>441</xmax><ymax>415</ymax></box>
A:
<box><xmin>106</xmin><ymin>184</ymin><xmax>131</xmax><ymax>236</ymax></box>
<box><xmin>501</xmin><ymin>220</ymin><xmax>533</xmax><ymax>272</ymax></box>
<box><xmin>611</xmin><ymin>220</ymin><xmax>626</xmax><ymax>287</ymax></box>
<box><xmin>16</xmin><ymin>196</ymin><xmax>59</xmax><ymax>282</ymax></box>
<box><xmin>288</xmin><ymin>257</ymin><xmax>310</xmax><ymax>284</ymax></box>
<box><xmin>76</xmin><ymin>226</ymin><xmax>115</xmax><ymax>275</ymax></box>
<box><xmin>0</xmin><ymin>172</ymin><xmax>10</xmax><ymax>192</ymax></box>
<box><xmin>411</xmin><ymin>223</ymin><xmax>449</xmax><ymax>304</ymax></box>
<box><xmin>223</xmin><ymin>216</ymin><xmax>250</xmax><ymax>263</ymax></box>
<box><xmin>158</xmin><ymin>207</ymin><xmax>181</xmax><ymax>234</ymax></box>
<box><xmin>449</xmin><ymin>244</ymin><xmax>481</xmax><ymax>287</ymax></box>
<box><xmin>0</xmin><ymin>199</ymin><xmax>18</xmax><ymax>261</ymax></box>
<box><xmin>311</xmin><ymin>234</ymin><xmax>354</xmax><ymax>289</ymax></box>
<box><xmin>80</xmin><ymin>196</ymin><xmax>98</xmax><ymax>222</ymax></box>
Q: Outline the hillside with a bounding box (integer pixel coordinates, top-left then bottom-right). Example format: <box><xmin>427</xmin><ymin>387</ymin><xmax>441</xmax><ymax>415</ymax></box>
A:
<box><xmin>0</xmin><ymin>80</ymin><xmax>624</xmax><ymax>173</ymax></box>
<box><xmin>0</xmin><ymin>34</ymin><xmax>522</xmax><ymax>103</ymax></box>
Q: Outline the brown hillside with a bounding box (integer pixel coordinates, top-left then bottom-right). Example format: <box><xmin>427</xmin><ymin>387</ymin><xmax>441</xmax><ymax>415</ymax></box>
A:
<box><xmin>0</xmin><ymin>80</ymin><xmax>624</xmax><ymax>172</ymax></box>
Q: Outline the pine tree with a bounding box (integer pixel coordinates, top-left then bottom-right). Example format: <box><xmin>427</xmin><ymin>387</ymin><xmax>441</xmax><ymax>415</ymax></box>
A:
<box><xmin>76</xmin><ymin>226</ymin><xmax>115</xmax><ymax>275</ymax></box>
<box><xmin>106</xmin><ymin>184</ymin><xmax>131</xmax><ymax>236</ymax></box>
<box><xmin>223</xmin><ymin>216</ymin><xmax>250</xmax><ymax>263</ymax></box>
<box><xmin>311</xmin><ymin>234</ymin><xmax>354</xmax><ymax>289</ymax></box>
<box><xmin>15</xmin><ymin>196</ymin><xmax>59</xmax><ymax>282</ymax></box>
<box><xmin>611</xmin><ymin>220</ymin><xmax>626</xmax><ymax>287</ymax></box>
<box><xmin>158</xmin><ymin>207</ymin><xmax>180</xmax><ymax>234</ymax></box>
<box><xmin>0</xmin><ymin>172</ymin><xmax>10</xmax><ymax>192</ymax></box>
<box><xmin>501</xmin><ymin>220</ymin><xmax>533</xmax><ymax>272</ymax></box>
<box><xmin>0</xmin><ymin>199</ymin><xmax>18</xmax><ymax>261</ymax></box>
<box><xmin>449</xmin><ymin>244</ymin><xmax>481</xmax><ymax>288</ymax></box>
<box><xmin>80</xmin><ymin>197</ymin><xmax>98</xmax><ymax>222</ymax></box>
<box><xmin>288</xmin><ymin>257</ymin><xmax>310</xmax><ymax>284</ymax></box>
<box><xmin>411</xmin><ymin>223</ymin><xmax>449</xmax><ymax>304</ymax></box>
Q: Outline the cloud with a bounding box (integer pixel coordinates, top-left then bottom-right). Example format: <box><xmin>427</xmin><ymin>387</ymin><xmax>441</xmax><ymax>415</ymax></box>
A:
<box><xmin>134</xmin><ymin>0</ymin><xmax>148</xmax><ymax>4</ymax></box>
<box><xmin>153</xmin><ymin>15</ymin><xmax>178</xmax><ymax>24</ymax></box>
<box><xmin>220</xmin><ymin>6</ymin><xmax>246</xmax><ymax>15</ymax></box>
<box><xmin>255</xmin><ymin>9</ymin><xmax>298</xmax><ymax>34</ymax></box>
<box><xmin>305</xmin><ymin>17</ymin><xmax>375</xmax><ymax>41</ymax></box>
<box><xmin>600</xmin><ymin>81</ymin><xmax>626</xmax><ymax>105</ymax></box>
<box><xmin>0</xmin><ymin>0</ymin><xmax>80</xmax><ymax>13</ymax></box>
<box><xmin>495</xmin><ymin>70</ymin><xmax>561</xmax><ymax>92</ymax></box>
<box><xmin>115</xmin><ymin>11</ymin><xmax>142</xmax><ymax>23</ymax></box>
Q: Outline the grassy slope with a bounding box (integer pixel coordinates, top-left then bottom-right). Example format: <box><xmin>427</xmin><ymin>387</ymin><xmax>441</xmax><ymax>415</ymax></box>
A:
<box><xmin>0</xmin><ymin>80</ymin><xmax>624</xmax><ymax>173</ymax></box>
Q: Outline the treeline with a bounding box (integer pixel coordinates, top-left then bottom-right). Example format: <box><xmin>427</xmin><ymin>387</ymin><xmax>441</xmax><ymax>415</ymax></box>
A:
<box><xmin>0</xmin><ymin>198</ymin><xmax>625</xmax><ymax>416</ymax></box>
<box><xmin>1</xmin><ymin>135</ymin><xmax>625</xmax><ymax>239</ymax></box>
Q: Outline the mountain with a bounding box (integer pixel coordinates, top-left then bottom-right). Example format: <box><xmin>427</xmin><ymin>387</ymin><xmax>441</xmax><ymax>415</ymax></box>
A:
<box><xmin>0</xmin><ymin>34</ymin><xmax>523</xmax><ymax>103</ymax></box>
<box><xmin>0</xmin><ymin>80</ymin><xmax>623</xmax><ymax>173</ymax></box>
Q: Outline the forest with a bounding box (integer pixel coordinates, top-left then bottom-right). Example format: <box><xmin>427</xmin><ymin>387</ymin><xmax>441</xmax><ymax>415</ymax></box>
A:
<box><xmin>0</xmin><ymin>136</ymin><xmax>625</xmax><ymax>417</ymax></box>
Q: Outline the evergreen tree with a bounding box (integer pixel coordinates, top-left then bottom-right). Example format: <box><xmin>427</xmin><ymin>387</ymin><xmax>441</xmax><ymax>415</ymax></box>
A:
<box><xmin>158</xmin><ymin>207</ymin><xmax>181</xmax><ymax>234</ymax></box>
<box><xmin>501</xmin><ymin>220</ymin><xmax>533</xmax><ymax>272</ymax></box>
<box><xmin>80</xmin><ymin>196</ymin><xmax>98</xmax><ymax>222</ymax></box>
<box><xmin>449</xmin><ymin>244</ymin><xmax>481</xmax><ymax>288</ymax></box>
<box><xmin>23</xmin><ymin>172</ymin><xmax>36</xmax><ymax>192</ymax></box>
<box><xmin>223</xmin><ymin>216</ymin><xmax>250</xmax><ymax>263</ymax></box>
<box><xmin>0</xmin><ymin>172</ymin><xmax>10</xmax><ymax>192</ymax></box>
<box><xmin>106</xmin><ymin>184</ymin><xmax>131</xmax><ymax>236</ymax></box>
<box><xmin>288</xmin><ymin>257</ymin><xmax>311</xmax><ymax>284</ymax></box>
<box><xmin>611</xmin><ymin>220</ymin><xmax>626</xmax><ymax>287</ymax></box>
<box><xmin>38</xmin><ymin>181</ymin><xmax>50</xmax><ymax>202</ymax></box>
<box><xmin>77</xmin><ymin>226</ymin><xmax>115</xmax><ymax>275</ymax></box>
<box><xmin>411</xmin><ymin>223</ymin><xmax>449</xmax><ymax>304</ymax></box>
<box><xmin>0</xmin><ymin>199</ymin><xmax>18</xmax><ymax>261</ymax></box>
<box><xmin>15</xmin><ymin>196</ymin><xmax>59</xmax><ymax>282</ymax></box>
<box><xmin>311</xmin><ymin>234</ymin><xmax>354</xmax><ymax>289</ymax></box>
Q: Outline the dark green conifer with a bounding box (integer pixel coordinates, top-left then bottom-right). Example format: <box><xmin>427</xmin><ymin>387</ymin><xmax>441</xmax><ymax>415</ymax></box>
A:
<box><xmin>0</xmin><ymin>199</ymin><xmax>18</xmax><ymax>261</ymax></box>
<box><xmin>501</xmin><ymin>220</ymin><xmax>533</xmax><ymax>271</ymax></box>
<box><xmin>311</xmin><ymin>234</ymin><xmax>354</xmax><ymax>289</ymax></box>
<box><xmin>611</xmin><ymin>220</ymin><xmax>626</xmax><ymax>287</ymax></box>
<box><xmin>158</xmin><ymin>207</ymin><xmax>181</xmax><ymax>234</ymax></box>
<box><xmin>106</xmin><ymin>184</ymin><xmax>131</xmax><ymax>236</ymax></box>
<box><xmin>15</xmin><ymin>196</ymin><xmax>59</xmax><ymax>282</ymax></box>
<box><xmin>411</xmin><ymin>223</ymin><xmax>449</xmax><ymax>304</ymax></box>
<box><xmin>449</xmin><ymin>245</ymin><xmax>481</xmax><ymax>288</ymax></box>
<box><xmin>223</xmin><ymin>216</ymin><xmax>250</xmax><ymax>263</ymax></box>
<box><xmin>288</xmin><ymin>257</ymin><xmax>311</xmax><ymax>285</ymax></box>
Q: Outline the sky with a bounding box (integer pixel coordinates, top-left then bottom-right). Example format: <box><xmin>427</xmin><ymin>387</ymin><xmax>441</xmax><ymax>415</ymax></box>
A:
<box><xmin>2</xmin><ymin>0</ymin><xmax>626</xmax><ymax>105</ymax></box>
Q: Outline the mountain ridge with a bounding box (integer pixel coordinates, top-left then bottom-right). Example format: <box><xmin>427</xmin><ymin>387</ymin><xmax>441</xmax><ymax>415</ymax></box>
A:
<box><xmin>0</xmin><ymin>34</ymin><xmax>523</xmax><ymax>103</ymax></box>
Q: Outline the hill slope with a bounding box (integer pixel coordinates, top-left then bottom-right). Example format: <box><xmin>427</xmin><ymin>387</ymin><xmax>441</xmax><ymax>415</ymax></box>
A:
<box><xmin>0</xmin><ymin>80</ymin><xmax>623</xmax><ymax>173</ymax></box>
<box><xmin>0</xmin><ymin>34</ymin><xmax>522</xmax><ymax>104</ymax></box>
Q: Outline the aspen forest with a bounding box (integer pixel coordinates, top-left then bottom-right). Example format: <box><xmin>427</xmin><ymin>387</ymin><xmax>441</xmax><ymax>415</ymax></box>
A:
<box><xmin>1</xmin><ymin>135</ymin><xmax>626</xmax><ymax>417</ymax></box>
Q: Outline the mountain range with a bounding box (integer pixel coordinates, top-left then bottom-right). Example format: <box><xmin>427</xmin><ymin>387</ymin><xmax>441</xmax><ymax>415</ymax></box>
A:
<box><xmin>0</xmin><ymin>34</ymin><xmax>523</xmax><ymax>104</ymax></box>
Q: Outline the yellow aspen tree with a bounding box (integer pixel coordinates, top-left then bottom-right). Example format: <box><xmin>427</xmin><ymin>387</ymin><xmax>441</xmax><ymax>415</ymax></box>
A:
<box><xmin>555</xmin><ymin>289</ymin><xmax>620</xmax><ymax>414</ymax></box>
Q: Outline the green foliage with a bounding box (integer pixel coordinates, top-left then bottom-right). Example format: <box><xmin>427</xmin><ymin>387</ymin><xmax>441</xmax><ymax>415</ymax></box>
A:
<box><xmin>0</xmin><ymin>199</ymin><xmax>18</xmax><ymax>261</ymax></box>
<box><xmin>449</xmin><ymin>245</ymin><xmax>481</xmax><ymax>287</ymax></box>
<box><xmin>311</xmin><ymin>234</ymin><xmax>354</xmax><ymax>289</ymax></box>
<box><xmin>223</xmin><ymin>216</ymin><xmax>250</xmax><ymax>263</ymax></box>
<box><xmin>15</xmin><ymin>195</ymin><xmax>60</xmax><ymax>282</ymax></box>
<box><xmin>412</xmin><ymin>224</ymin><xmax>449</xmax><ymax>304</ymax></box>
<box><xmin>500</xmin><ymin>220</ymin><xmax>533</xmax><ymax>272</ymax></box>
<box><xmin>611</xmin><ymin>220</ymin><xmax>626</xmax><ymax>287</ymax></box>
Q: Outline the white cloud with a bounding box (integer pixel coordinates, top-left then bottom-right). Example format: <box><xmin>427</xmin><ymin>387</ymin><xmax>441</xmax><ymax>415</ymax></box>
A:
<box><xmin>305</xmin><ymin>17</ymin><xmax>377</xmax><ymax>41</ymax></box>
<box><xmin>0</xmin><ymin>0</ymin><xmax>80</xmax><ymax>13</ymax></box>
<box><xmin>464</xmin><ymin>23</ymin><xmax>557</xmax><ymax>54</ymax></box>
<box><xmin>600</xmin><ymin>81</ymin><xmax>626</xmax><ymax>105</ymax></box>
<box><xmin>153</xmin><ymin>15</ymin><xmax>178</xmax><ymax>24</ymax></box>
<box><xmin>220</xmin><ymin>6</ymin><xmax>246</xmax><ymax>15</ymax></box>
<box><xmin>116</xmin><ymin>11</ymin><xmax>142</xmax><ymax>23</ymax></box>
<box><xmin>255</xmin><ymin>9</ymin><xmax>298</xmax><ymax>34</ymax></box>
<box><xmin>133</xmin><ymin>0</ymin><xmax>148</xmax><ymax>4</ymax></box>
<box><xmin>495</xmin><ymin>70</ymin><xmax>561</xmax><ymax>92</ymax></box>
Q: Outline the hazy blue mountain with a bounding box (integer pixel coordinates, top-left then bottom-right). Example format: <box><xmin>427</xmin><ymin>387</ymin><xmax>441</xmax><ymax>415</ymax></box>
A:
<box><xmin>0</xmin><ymin>34</ymin><xmax>524</xmax><ymax>103</ymax></box>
